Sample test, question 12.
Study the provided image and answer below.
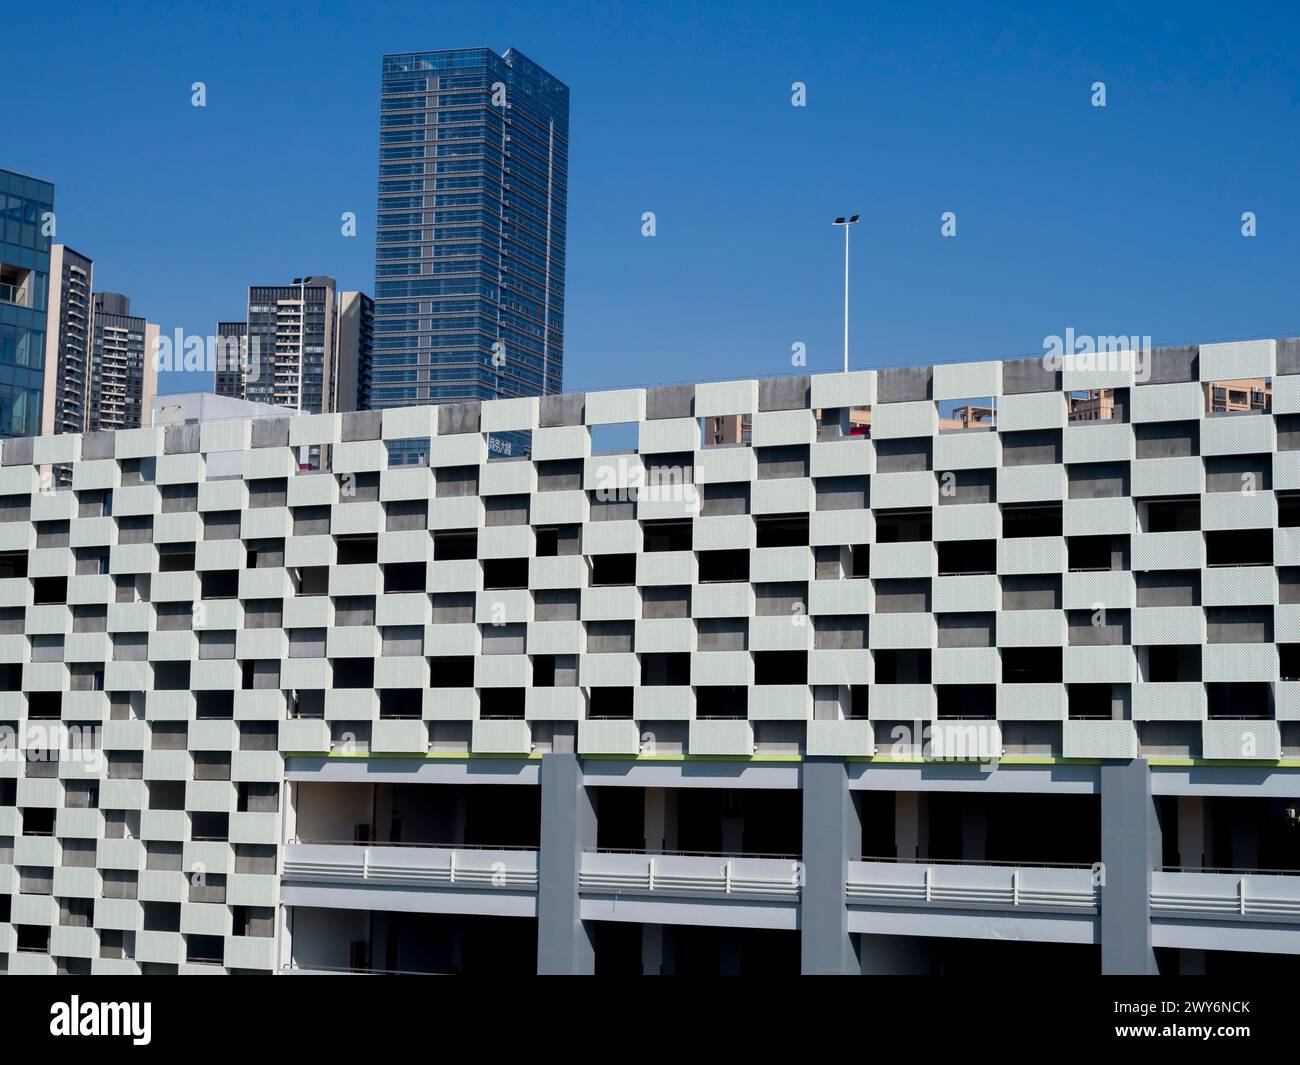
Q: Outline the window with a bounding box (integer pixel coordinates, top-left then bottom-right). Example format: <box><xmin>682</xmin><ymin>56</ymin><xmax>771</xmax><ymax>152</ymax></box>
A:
<box><xmin>937</xmin><ymin>540</ymin><xmax>994</xmax><ymax>576</ymax></box>
<box><xmin>590</xmin><ymin>553</ymin><xmax>635</xmax><ymax>587</ymax></box>
<box><xmin>642</xmin><ymin>520</ymin><xmax>692</xmax><ymax>552</ymax></box>
<box><xmin>200</xmin><ymin>570</ymin><xmax>238</xmax><ymax>600</ymax></box>
<box><xmin>332</xmin><ymin>659</ymin><xmax>375</xmax><ymax>688</ymax></box>
<box><xmin>336</xmin><ymin>535</ymin><xmax>378</xmax><ymax>565</ymax></box>
<box><xmin>479</xmin><ymin>689</ymin><xmax>524</xmax><ymax>719</ymax></box>
<box><xmin>295</xmin><ymin>566</ymin><xmax>329</xmax><ymax>595</ymax></box>
<box><xmin>754</xmin><ymin>651</ymin><xmax>807</xmax><ymax>685</ymax></box>
<box><xmin>433</xmin><ymin>529</ymin><xmax>477</xmax><ymax>560</ymax></box>
<box><xmin>589</xmin><ymin>687</ymin><xmax>634</xmax><ymax>718</ymax></box>
<box><xmin>1001</xmin><ymin>647</ymin><xmax>1062</xmax><ymax>683</ymax></box>
<box><xmin>379</xmin><ymin>689</ymin><xmax>423</xmax><ymax>719</ymax></box>
<box><xmin>1001</xmin><ymin>504</ymin><xmax>1062</xmax><ymax>538</ymax></box>
<box><xmin>698</xmin><ymin>549</ymin><xmax>748</xmax><ymax>583</ymax></box>
<box><xmin>937</xmin><ymin>684</ymin><xmax>995</xmax><ymax>719</ymax></box>
<box><xmin>536</xmin><ymin>525</ymin><xmax>580</xmax><ymax>557</ymax></box>
<box><xmin>483</xmin><ymin>557</ymin><xmax>528</xmax><ymax>590</ymax></box>
<box><xmin>755</xmin><ymin>515</ymin><xmax>809</xmax><ymax>547</ymax></box>
<box><xmin>158</xmin><ymin>544</ymin><xmax>196</xmax><ymax>572</ymax></box>
<box><xmin>383</xmin><ymin>562</ymin><xmax>425</xmax><ymax>593</ymax></box>
<box><xmin>385</xmin><ymin>499</ymin><xmax>426</xmax><ymax>531</ymax></box>
<box><xmin>203</xmin><ymin>510</ymin><xmax>241</xmax><ymax>541</ymax></box>
<box><xmin>32</xmin><ymin>576</ymin><xmax>67</xmax><ymax>605</ymax></box>
<box><xmin>1206</xmin><ymin>529</ymin><xmax>1271</xmax><ymax>567</ymax></box>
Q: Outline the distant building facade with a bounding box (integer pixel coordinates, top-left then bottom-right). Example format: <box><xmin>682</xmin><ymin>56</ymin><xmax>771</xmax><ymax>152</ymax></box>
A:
<box><xmin>87</xmin><ymin>292</ymin><xmax>158</xmax><ymax>434</ymax></box>
<box><xmin>0</xmin><ymin>168</ymin><xmax>53</xmax><ymax>437</ymax></box>
<box><xmin>372</xmin><ymin>48</ymin><xmax>569</xmax><ymax>432</ymax></box>
<box><xmin>41</xmin><ymin>244</ymin><xmax>94</xmax><ymax>438</ymax></box>
<box><xmin>217</xmin><ymin>279</ymin><xmax>371</xmax><ymax>415</ymax></box>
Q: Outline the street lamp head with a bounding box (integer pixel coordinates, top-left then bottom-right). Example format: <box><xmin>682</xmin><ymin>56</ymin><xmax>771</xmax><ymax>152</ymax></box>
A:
<box><xmin>832</xmin><ymin>215</ymin><xmax>860</xmax><ymax>226</ymax></box>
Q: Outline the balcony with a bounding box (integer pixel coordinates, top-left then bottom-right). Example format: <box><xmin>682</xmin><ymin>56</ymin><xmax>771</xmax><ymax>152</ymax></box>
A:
<box><xmin>579</xmin><ymin>850</ymin><xmax>801</xmax><ymax>930</ymax></box>
<box><xmin>846</xmin><ymin>858</ymin><xmax>1098</xmax><ymax>944</ymax></box>
<box><xmin>1151</xmin><ymin>868</ymin><xmax>1300</xmax><ymax>954</ymax></box>
<box><xmin>1152</xmin><ymin>868</ymin><xmax>1300</xmax><ymax>920</ymax></box>
<box><xmin>281</xmin><ymin>841</ymin><xmax>538</xmax><ymax>918</ymax></box>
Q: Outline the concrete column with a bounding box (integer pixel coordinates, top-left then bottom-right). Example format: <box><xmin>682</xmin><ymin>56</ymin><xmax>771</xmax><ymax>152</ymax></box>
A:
<box><xmin>662</xmin><ymin>925</ymin><xmax>678</xmax><ymax>975</ymax></box>
<box><xmin>551</xmin><ymin>721</ymin><xmax>576</xmax><ymax>754</ymax></box>
<box><xmin>800</xmin><ymin>758</ymin><xmax>860</xmax><ymax>974</ymax></box>
<box><xmin>719</xmin><ymin>931</ymin><xmax>743</xmax><ymax>975</ymax></box>
<box><xmin>1100</xmin><ymin>760</ymin><xmax>1160</xmax><ymax>974</ymax></box>
<box><xmin>642</xmin><ymin>923</ymin><xmax>664</xmax><ymax>975</ymax></box>
<box><xmin>644</xmin><ymin>787</ymin><xmax>666</xmax><ymax>852</ymax></box>
<box><xmin>282</xmin><ymin>780</ymin><xmax>298</xmax><ymax>843</ymax></box>
<box><xmin>664</xmin><ymin>789</ymin><xmax>679</xmax><ymax>851</ymax></box>
<box><xmin>375</xmin><ymin>784</ymin><xmax>396</xmax><ymax>843</ymax></box>
<box><xmin>537</xmin><ymin>752</ymin><xmax>596</xmax><ymax>974</ymax></box>
<box><xmin>453</xmin><ymin>792</ymin><xmax>468</xmax><ymax>846</ymax></box>
<box><xmin>371</xmin><ymin>911</ymin><xmax>392</xmax><ymax>970</ymax></box>
<box><xmin>837</xmin><ymin>407</ymin><xmax>852</xmax><ymax>439</ymax></box>
<box><xmin>895</xmin><ymin>791</ymin><xmax>928</xmax><ymax>861</ymax></box>
<box><xmin>450</xmin><ymin>923</ymin><xmax>463</xmax><ymax>973</ymax></box>
<box><xmin>960</xmin><ymin>803</ymin><xmax>987</xmax><ymax>862</ymax></box>
<box><xmin>1177</xmin><ymin>795</ymin><xmax>1209</xmax><ymax>869</ymax></box>
<box><xmin>278</xmin><ymin>784</ymin><xmax>297</xmax><ymax>972</ymax></box>
<box><xmin>1230</xmin><ymin>820</ymin><xmax>1260</xmax><ymax>870</ymax></box>
<box><xmin>277</xmin><ymin>904</ymin><xmax>293</xmax><ymax>971</ymax></box>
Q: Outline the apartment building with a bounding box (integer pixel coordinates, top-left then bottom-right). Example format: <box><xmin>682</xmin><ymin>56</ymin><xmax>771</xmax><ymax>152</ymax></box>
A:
<box><xmin>2</xmin><ymin>338</ymin><xmax>1300</xmax><ymax>976</ymax></box>
<box><xmin>40</xmin><ymin>246</ymin><xmax>94</xmax><ymax>443</ymax></box>
<box><xmin>41</xmin><ymin>272</ymin><xmax>160</xmax><ymax>492</ymax></box>
<box><xmin>213</xmin><ymin>322</ymin><xmax>248</xmax><ymax>403</ymax></box>
<box><xmin>87</xmin><ymin>293</ymin><xmax>159</xmax><ymax>435</ymax></box>
<box><xmin>241</xmin><ymin>278</ymin><xmax>337</xmax><ymax>416</ymax></box>
<box><xmin>216</xmin><ymin>282</ymin><xmax>373</xmax><ymax>417</ymax></box>
<box><xmin>334</xmin><ymin>292</ymin><xmax>374</xmax><ymax>414</ymax></box>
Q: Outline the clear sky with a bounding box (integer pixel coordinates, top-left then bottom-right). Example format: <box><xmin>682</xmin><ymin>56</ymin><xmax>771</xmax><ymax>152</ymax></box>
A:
<box><xmin>4</xmin><ymin>0</ymin><xmax>1299</xmax><ymax>396</ymax></box>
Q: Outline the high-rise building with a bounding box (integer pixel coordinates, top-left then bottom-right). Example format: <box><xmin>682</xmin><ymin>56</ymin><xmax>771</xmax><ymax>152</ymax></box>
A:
<box><xmin>213</xmin><ymin>320</ymin><xmax>248</xmax><ymax>400</ymax></box>
<box><xmin>216</xmin><ymin>282</ymin><xmax>372</xmax><ymax>415</ymax></box>
<box><xmin>243</xmin><ymin>277</ymin><xmax>337</xmax><ymax>415</ymax></box>
<box><xmin>334</xmin><ymin>291</ymin><xmax>374</xmax><ymax>412</ymax></box>
<box><xmin>42</xmin><ymin>268</ymin><xmax>159</xmax><ymax>445</ymax></box>
<box><xmin>2</xmin><ymin>336</ymin><xmax>1300</xmax><ymax>976</ymax></box>
<box><xmin>373</xmin><ymin>48</ymin><xmax>569</xmax><ymax>445</ymax></box>
<box><xmin>87</xmin><ymin>292</ymin><xmax>159</xmax><ymax>434</ymax></box>
<box><xmin>41</xmin><ymin>244</ymin><xmax>94</xmax><ymax>438</ymax></box>
<box><xmin>0</xmin><ymin>168</ymin><xmax>53</xmax><ymax>437</ymax></box>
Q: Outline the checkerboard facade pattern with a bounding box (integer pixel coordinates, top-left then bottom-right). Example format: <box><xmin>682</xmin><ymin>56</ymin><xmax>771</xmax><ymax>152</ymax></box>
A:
<box><xmin>1</xmin><ymin>336</ymin><xmax>1298</xmax><ymax>972</ymax></box>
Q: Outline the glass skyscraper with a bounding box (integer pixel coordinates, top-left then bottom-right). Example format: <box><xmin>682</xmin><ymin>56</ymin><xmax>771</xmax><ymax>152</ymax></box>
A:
<box><xmin>374</xmin><ymin>48</ymin><xmax>568</xmax><ymax>455</ymax></box>
<box><xmin>0</xmin><ymin>168</ymin><xmax>53</xmax><ymax>438</ymax></box>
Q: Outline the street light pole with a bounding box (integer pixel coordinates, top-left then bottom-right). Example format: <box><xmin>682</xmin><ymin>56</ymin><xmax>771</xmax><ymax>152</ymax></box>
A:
<box><xmin>832</xmin><ymin>215</ymin><xmax>859</xmax><ymax>373</ymax></box>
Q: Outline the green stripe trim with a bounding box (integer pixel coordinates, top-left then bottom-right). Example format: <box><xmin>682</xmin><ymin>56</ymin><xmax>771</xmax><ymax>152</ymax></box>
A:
<box><xmin>283</xmin><ymin>750</ymin><xmax>542</xmax><ymax>761</ymax></box>
<box><xmin>282</xmin><ymin>751</ymin><xmax>1300</xmax><ymax>770</ymax></box>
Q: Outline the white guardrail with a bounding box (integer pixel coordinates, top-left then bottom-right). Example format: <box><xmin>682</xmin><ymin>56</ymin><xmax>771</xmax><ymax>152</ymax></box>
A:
<box><xmin>282</xmin><ymin>842</ymin><xmax>539</xmax><ymax>890</ymax></box>
<box><xmin>846</xmin><ymin>860</ymin><xmax>1098</xmax><ymax>911</ymax></box>
<box><xmin>1151</xmin><ymin>870</ymin><xmax>1300</xmax><ymax>921</ymax></box>
<box><xmin>579</xmin><ymin>851</ymin><xmax>802</xmax><ymax>899</ymax></box>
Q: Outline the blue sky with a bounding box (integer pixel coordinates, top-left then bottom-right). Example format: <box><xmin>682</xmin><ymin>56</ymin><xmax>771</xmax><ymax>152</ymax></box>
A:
<box><xmin>4</xmin><ymin>0</ymin><xmax>1299</xmax><ymax>395</ymax></box>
